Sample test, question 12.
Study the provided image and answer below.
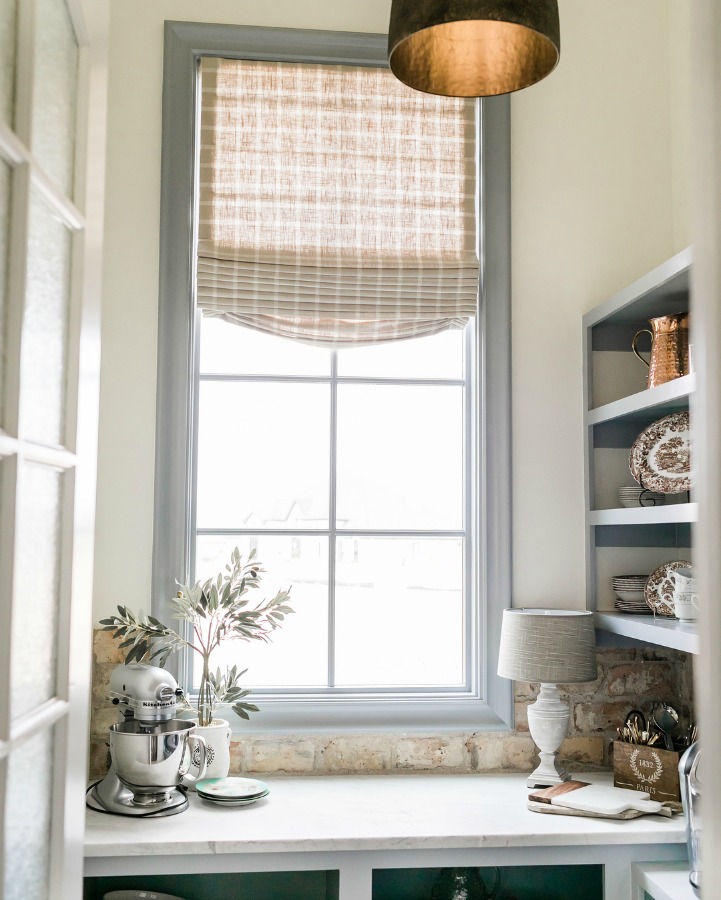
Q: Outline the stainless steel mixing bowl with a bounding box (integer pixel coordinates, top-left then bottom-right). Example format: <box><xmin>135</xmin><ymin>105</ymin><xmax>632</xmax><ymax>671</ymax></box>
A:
<box><xmin>109</xmin><ymin>719</ymin><xmax>207</xmax><ymax>800</ymax></box>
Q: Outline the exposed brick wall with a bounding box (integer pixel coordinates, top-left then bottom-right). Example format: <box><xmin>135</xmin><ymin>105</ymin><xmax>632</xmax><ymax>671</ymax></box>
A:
<box><xmin>89</xmin><ymin>630</ymin><xmax>694</xmax><ymax>779</ymax></box>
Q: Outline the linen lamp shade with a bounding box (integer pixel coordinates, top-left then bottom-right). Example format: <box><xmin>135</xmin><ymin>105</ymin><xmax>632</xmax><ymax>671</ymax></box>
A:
<box><xmin>497</xmin><ymin>608</ymin><xmax>597</xmax><ymax>684</ymax></box>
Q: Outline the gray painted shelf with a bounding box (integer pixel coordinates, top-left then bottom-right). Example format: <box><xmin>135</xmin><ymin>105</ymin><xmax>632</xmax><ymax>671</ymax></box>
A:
<box><xmin>595</xmin><ymin>612</ymin><xmax>699</xmax><ymax>654</ymax></box>
<box><xmin>586</xmin><ymin>373</ymin><xmax>695</xmax><ymax>426</ymax></box>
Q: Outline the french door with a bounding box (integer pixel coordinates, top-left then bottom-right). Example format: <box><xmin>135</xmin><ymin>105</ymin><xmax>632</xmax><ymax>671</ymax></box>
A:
<box><xmin>0</xmin><ymin>0</ymin><xmax>107</xmax><ymax>896</ymax></box>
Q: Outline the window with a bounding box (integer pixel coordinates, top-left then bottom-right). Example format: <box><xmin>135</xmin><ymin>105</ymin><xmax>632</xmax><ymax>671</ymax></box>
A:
<box><xmin>196</xmin><ymin>319</ymin><xmax>470</xmax><ymax>694</ymax></box>
<box><xmin>155</xmin><ymin>23</ymin><xmax>512</xmax><ymax>732</ymax></box>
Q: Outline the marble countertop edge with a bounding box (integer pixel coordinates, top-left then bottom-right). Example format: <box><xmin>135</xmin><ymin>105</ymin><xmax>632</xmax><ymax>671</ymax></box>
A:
<box><xmin>85</xmin><ymin>772</ymin><xmax>687</xmax><ymax>859</ymax></box>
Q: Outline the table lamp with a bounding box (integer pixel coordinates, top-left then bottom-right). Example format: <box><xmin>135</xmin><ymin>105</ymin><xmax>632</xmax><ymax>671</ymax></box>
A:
<box><xmin>497</xmin><ymin>608</ymin><xmax>597</xmax><ymax>788</ymax></box>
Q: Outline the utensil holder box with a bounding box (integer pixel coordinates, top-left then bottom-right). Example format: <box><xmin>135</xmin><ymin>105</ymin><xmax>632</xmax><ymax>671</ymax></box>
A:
<box><xmin>612</xmin><ymin>740</ymin><xmax>681</xmax><ymax>802</ymax></box>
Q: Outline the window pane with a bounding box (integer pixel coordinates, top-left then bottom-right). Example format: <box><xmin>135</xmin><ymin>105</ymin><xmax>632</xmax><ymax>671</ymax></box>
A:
<box><xmin>336</xmin><ymin>384</ymin><xmax>463</xmax><ymax>530</ymax></box>
<box><xmin>0</xmin><ymin>159</ymin><xmax>10</xmax><ymax>424</ymax></box>
<box><xmin>0</xmin><ymin>0</ymin><xmax>16</xmax><ymax>125</ymax></box>
<box><xmin>4</xmin><ymin>728</ymin><xmax>55</xmax><ymax>900</ymax></box>
<box><xmin>19</xmin><ymin>189</ymin><xmax>72</xmax><ymax>446</ymax></box>
<box><xmin>11</xmin><ymin>462</ymin><xmax>63</xmax><ymax>720</ymax></box>
<box><xmin>338</xmin><ymin>327</ymin><xmax>464</xmax><ymax>380</ymax></box>
<box><xmin>196</xmin><ymin>381</ymin><xmax>330</xmax><ymax>529</ymax></box>
<box><xmin>195</xmin><ymin>534</ymin><xmax>329</xmax><ymax>687</ymax></box>
<box><xmin>32</xmin><ymin>0</ymin><xmax>78</xmax><ymax>194</ymax></box>
<box><xmin>335</xmin><ymin>537</ymin><xmax>464</xmax><ymax>687</ymax></box>
<box><xmin>200</xmin><ymin>316</ymin><xmax>331</xmax><ymax>376</ymax></box>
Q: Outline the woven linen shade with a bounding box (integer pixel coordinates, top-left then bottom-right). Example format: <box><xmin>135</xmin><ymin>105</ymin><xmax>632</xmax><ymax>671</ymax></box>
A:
<box><xmin>197</xmin><ymin>58</ymin><xmax>479</xmax><ymax>347</ymax></box>
<box><xmin>497</xmin><ymin>609</ymin><xmax>597</xmax><ymax>684</ymax></box>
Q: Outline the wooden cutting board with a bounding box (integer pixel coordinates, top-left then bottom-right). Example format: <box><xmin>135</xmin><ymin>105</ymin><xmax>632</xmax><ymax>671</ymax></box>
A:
<box><xmin>529</xmin><ymin>780</ymin><xmax>663</xmax><ymax>816</ymax></box>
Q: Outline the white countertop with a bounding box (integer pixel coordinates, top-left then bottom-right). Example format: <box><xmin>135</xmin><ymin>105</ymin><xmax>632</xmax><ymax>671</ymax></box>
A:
<box><xmin>85</xmin><ymin>772</ymin><xmax>686</xmax><ymax>859</ymax></box>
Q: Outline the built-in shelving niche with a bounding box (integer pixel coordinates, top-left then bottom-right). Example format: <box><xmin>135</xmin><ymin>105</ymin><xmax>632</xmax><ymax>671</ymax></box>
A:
<box><xmin>583</xmin><ymin>247</ymin><xmax>697</xmax><ymax>654</ymax></box>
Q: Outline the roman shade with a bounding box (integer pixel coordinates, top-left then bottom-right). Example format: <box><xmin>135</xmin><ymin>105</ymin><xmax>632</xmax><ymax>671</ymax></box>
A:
<box><xmin>197</xmin><ymin>58</ymin><xmax>479</xmax><ymax>346</ymax></box>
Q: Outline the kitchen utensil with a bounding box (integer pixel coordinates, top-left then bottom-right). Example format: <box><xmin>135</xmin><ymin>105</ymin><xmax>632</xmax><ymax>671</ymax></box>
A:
<box><xmin>652</xmin><ymin>703</ymin><xmax>680</xmax><ymax>751</ymax></box>
<box><xmin>631</xmin><ymin>313</ymin><xmax>690</xmax><ymax>388</ymax></box>
<box><xmin>86</xmin><ymin>663</ymin><xmax>206</xmax><ymax>818</ymax></box>
<box><xmin>645</xmin><ymin>560</ymin><xmax>693</xmax><ymax>617</ymax></box>
<box><xmin>624</xmin><ymin>709</ymin><xmax>646</xmax><ymax>732</ymax></box>
<box><xmin>629</xmin><ymin>411</ymin><xmax>692</xmax><ymax>494</ymax></box>
<box><xmin>110</xmin><ymin>719</ymin><xmax>208</xmax><ymax>796</ymax></box>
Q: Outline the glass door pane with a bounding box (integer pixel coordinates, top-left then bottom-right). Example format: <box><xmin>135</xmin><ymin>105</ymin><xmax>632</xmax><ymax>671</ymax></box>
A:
<box><xmin>10</xmin><ymin>461</ymin><xmax>63</xmax><ymax>720</ymax></box>
<box><xmin>31</xmin><ymin>0</ymin><xmax>78</xmax><ymax>194</ymax></box>
<box><xmin>19</xmin><ymin>189</ymin><xmax>73</xmax><ymax>446</ymax></box>
<box><xmin>3</xmin><ymin>728</ymin><xmax>55</xmax><ymax>900</ymax></box>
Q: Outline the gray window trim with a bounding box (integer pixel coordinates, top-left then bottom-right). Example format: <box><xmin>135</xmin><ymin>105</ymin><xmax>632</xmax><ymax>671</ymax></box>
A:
<box><xmin>154</xmin><ymin>20</ymin><xmax>513</xmax><ymax>732</ymax></box>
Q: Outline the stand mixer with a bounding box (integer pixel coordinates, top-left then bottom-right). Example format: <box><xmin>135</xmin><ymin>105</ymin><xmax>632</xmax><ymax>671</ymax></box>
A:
<box><xmin>87</xmin><ymin>663</ymin><xmax>208</xmax><ymax>817</ymax></box>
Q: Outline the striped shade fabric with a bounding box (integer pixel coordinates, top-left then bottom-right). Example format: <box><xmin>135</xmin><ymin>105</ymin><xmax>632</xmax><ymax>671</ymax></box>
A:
<box><xmin>497</xmin><ymin>609</ymin><xmax>597</xmax><ymax>684</ymax></box>
<box><xmin>197</xmin><ymin>58</ymin><xmax>479</xmax><ymax>346</ymax></box>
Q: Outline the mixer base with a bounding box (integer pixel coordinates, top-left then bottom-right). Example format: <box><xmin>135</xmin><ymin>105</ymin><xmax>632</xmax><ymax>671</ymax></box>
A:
<box><xmin>86</xmin><ymin>772</ymin><xmax>189</xmax><ymax>817</ymax></box>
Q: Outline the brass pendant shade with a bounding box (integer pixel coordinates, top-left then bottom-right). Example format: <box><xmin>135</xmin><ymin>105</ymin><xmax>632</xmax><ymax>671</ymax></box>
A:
<box><xmin>388</xmin><ymin>0</ymin><xmax>560</xmax><ymax>98</ymax></box>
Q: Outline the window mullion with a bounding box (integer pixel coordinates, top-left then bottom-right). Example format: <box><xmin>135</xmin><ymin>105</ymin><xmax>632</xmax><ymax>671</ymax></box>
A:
<box><xmin>328</xmin><ymin>351</ymin><xmax>339</xmax><ymax>688</ymax></box>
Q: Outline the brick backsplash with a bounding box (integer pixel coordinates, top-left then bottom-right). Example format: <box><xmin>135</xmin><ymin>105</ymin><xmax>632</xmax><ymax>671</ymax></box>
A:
<box><xmin>89</xmin><ymin>629</ymin><xmax>694</xmax><ymax>779</ymax></box>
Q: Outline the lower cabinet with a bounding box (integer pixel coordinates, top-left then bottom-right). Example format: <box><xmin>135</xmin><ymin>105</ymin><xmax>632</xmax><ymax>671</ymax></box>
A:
<box><xmin>374</xmin><ymin>866</ymin><xmax>602</xmax><ymax>899</ymax></box>
<box><xmin>84</xmin><ymin>865</ymin><xmax>604</xmax><ymax>900</ymax></box>
<box><xmin>84</xmin><ymin>870</ymin><xmax>339</xmax><ymax>900</ymax></box>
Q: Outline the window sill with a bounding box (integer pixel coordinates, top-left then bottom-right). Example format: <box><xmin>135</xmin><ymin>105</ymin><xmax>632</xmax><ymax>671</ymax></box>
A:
<box><xmin>184</xmin><ymin>696</ymin><xmax>513</xmax><ymax>734</ymax></box>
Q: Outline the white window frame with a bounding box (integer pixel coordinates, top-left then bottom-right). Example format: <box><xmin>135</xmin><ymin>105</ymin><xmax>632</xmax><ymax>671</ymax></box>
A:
<box><xmin>154</xmin><ymin>21</ymin><xmax>512</xmax><ymax>733</ymax></box>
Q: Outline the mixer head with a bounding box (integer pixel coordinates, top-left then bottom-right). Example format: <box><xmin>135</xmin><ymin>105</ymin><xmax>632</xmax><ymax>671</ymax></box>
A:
<box><xmin>109</xmin><ymin>663</ymin><xmax>183</xmax><ymax>725</ymax></box>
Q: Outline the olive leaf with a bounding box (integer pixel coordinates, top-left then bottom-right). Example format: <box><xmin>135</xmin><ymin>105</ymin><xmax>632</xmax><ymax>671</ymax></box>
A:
<box><xmin>100</xmin><ymin>547</ymin><xmax>293</xmax><ymax>727</ymax></box>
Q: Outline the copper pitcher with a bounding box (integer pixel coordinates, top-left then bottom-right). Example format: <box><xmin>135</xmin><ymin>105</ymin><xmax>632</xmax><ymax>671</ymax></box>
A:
<box><xmin>631</xmin><ymin>313</ymin><xmax>690</xmax><ymax>388</ymax></box>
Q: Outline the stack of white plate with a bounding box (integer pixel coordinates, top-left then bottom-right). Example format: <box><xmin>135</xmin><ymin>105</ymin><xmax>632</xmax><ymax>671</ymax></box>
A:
<box><xmin>612</xmin><ymin>575</ymin><xmax>651</xmax><ymax>614</ymax></box>
<box><xmin>196</xmin><ymin>776</ymin><xmax>270</xmax><ymax>807</ymax></box>
<box><xmin>618</xmin><ymin>486</ymin><xmax>666</xmax><ymax>508</ymax></box>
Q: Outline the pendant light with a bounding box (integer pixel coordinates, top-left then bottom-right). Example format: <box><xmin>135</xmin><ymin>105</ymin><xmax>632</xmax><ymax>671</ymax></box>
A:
<box><xmin>388</xmin><ymin>0</ymin><xmax>560</xmax><ymax>98</ymax></box>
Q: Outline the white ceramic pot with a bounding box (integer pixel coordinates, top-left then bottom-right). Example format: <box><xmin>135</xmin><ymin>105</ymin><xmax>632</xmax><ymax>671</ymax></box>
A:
<box><xmin>182</xmin><ymin>718</ymin><xmax>231</xmax><ymax>790</ymax></box>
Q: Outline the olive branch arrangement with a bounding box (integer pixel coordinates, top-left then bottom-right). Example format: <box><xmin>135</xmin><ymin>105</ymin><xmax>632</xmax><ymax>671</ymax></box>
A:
<box><xmin>100</xmin><ymin>547</ymin><xmax>293</xmax><ymax>726</ymax></box>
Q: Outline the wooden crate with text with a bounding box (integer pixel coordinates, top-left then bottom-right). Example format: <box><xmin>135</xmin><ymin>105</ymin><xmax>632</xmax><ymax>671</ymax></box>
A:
<box><xmin>612</xmin><ymin>741</ymin><xmax>681</xmax><ymax>802</ymax></box>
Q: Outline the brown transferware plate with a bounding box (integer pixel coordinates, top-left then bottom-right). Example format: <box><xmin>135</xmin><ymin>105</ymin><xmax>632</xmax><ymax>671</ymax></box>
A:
<box><xmin>644</xmin><ymin>560</ymin><xmax>693</xmax><ymax>617</ymax></box>
<box><xmin>629</xmin><ymin>411</ymin><xmax>691</xmax><ymax>494</ymax></box>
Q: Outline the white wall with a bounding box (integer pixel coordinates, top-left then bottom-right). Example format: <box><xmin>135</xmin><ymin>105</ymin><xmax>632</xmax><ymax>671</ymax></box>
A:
<box><xmin>510</xmin><ymin>0</ymin><xmax>689</xmax><ymax>607</ymax></box>
<box><xmin>94</xmin><ymin>0</ymin><xmax>690</xmax><ymax>618</ymax></box>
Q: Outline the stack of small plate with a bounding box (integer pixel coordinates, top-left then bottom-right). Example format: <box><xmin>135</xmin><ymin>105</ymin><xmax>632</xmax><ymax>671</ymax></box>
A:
<box><xmin>195</xmin><ymin>776</ymin><xmax>270</xmax><ymax>807</ymax></box>
<box><xmin>618</xmin><ymin>486</ymin><xmax>666</xmax><ymax>508</ymax></box>
<box><xmin>612</xmin><ymin>575</ymin><xmax>651</xmax><ymax>614</ymax></box>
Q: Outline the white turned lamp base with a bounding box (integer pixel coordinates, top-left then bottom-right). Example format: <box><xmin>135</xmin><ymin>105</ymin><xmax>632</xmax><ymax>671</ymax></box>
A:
<box><xmin>526</xmin><ymin>683</ymin><xmax>571</xmax><ymax>788</ymax></box>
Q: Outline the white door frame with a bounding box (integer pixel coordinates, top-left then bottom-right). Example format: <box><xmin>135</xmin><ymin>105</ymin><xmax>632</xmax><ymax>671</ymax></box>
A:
<box><xmin>0</xmin><ymin>1</ymin><xmax>108</xmax><ymax>896</ymax></box>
